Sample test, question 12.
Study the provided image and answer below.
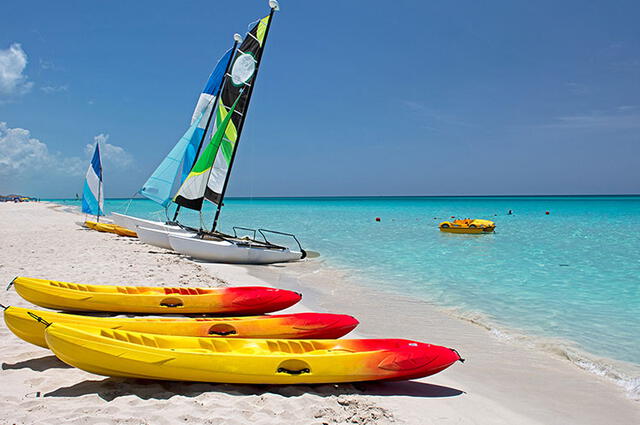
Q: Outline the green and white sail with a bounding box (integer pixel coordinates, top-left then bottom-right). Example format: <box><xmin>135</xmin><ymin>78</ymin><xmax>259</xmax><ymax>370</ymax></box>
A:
<box><xmin>173</xmin><ymin>92</ymin><xmax>244</xmax><ymax>211</ymax></box>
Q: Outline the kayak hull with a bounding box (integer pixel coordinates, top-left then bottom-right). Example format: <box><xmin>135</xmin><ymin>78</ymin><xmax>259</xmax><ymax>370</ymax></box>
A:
<box><xmin>11</xmin><ymin>277</ymin><xmax>301</xmax><ymax>314</ymax></box>
<box><xmin>169</xmin><ymin>233</ymin><xmax>303</xmax><ymax>265</ymax></box>
<box><xmin>3</xmin><ymin>306</ymin><xmax>359</xmax><ymax>348</ymax></box>
<box><xmin>45</xmin><ymin>323</ymin><xmax>461</xmax><ymax>384</ymax></box>
<box><xmin>113</xmin><ymin>226</ymin><xmax>137</xmax><ymax>237</ymax></box>
<box><xmin>439</xmin><ymin>227</ymin><xmax>494</xmax><ymax>234</ymax></box>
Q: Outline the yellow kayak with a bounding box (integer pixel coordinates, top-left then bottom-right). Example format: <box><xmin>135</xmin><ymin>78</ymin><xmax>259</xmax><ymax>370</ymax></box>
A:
<box><xmin>84</xmin><ymin>221</ymin><xmax>136</xmax><ymax>236</ymax></box>
<box><xmin>3</xmin><ymin>306</ymin><xmax>359</xmax><ymax>348</ymax></box>
<box><xmin>44</xmin><ymin>323</ymin><xmax>462</xmax><ymax>384</ymax></box>
<box><xmin>113</xmin><ymin>226</ymin><xmax>137</xmax><ymax>237</ymax></box>
<box><xmin>10</xmin><ymin>277</ymin><xmax>301</xmax><ymax>314</ymax></box>
<box><xmin>83</xmin><ymin>220</ymin><xmax>99</xmax><ymax>230</ymax></box>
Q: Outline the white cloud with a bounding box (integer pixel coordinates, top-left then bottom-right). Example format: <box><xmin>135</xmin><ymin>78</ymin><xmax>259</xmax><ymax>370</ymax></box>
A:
<box><xmin>39</xmin><ymin>59</ymin><xmax>55</xmax><ymax>70</ymax></box>
<box><xmin>41</xmin><ymin>84</ymin><xmax>68</xmax><ymax>94</ymax></box>
<box><xmin>402</xmin><ymin>100</ymin><xmax>473</xmax><ymax>128</ymax></box>
<box><xmin>548</xmin><ymin>110</ymin><xmax>640</xmax><ymax>130</ymax></box>
<box><xmin>565</xmin><ymin>82</ymin><xmax>591</xmax><ymax>96</ymax></box>
<box><xmin>0</xmin><ymin>124</ymin><xmax>134</xmax><ymax>180</ymax></box>
<box><xmin>0</xmin><ymin>43</ymin><xmax>33</xmax><ymax>96</ymax></box>
<box><xmin>0</xmin><ymin>122</ymin><xmax>84</xmax><ymax>176</ymax></box>
<box><xmin>86</xmin><ymin>133</ymin><xmax>133</xmax><ymax>168</ymax></box>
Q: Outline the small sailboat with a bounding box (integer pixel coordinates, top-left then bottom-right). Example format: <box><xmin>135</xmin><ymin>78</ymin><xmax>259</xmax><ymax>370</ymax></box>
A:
<box><xmin>81</xmin><ymin>142</ymin><xmax>105</xmax><ymax>228</ymax></box>
<box><xmin>119</xmin><ymin>1</ymin><xmax>306</xmax><ymax>264</ymax></box>
<box><xmin>80</xmin><ymin>142</ymin><xmax>137</xmax><ymax>236</ymax></box>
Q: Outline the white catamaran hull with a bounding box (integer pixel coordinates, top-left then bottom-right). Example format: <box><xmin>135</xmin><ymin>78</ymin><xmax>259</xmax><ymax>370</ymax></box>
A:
<box><xmin>111</xmin><ymin>212</ymin><xmax>182</xmax><ymax>233</ymax></box>
<box><xmin>136</xmin><ymin>226</ymin><xmax>192</xmax><ymax>250</ymax></box>
<box><xmin>168</xmin><ymin>233</ymin><xmax>304</xmax><ymax>265</ymax></box>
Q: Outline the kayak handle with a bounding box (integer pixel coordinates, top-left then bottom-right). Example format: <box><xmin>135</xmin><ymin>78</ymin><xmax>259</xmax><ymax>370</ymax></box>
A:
<box><xmin>160</xmin><ymin>297</ymin><xmax>184</xmax><ymax>308</ymax></box>
<box><xmin>277</xmin><ymin>367</ymin><xmax>310</xmax><ymax>375</ymax></box>
<box><xmin>208</xmin><ymin>329</ymin><xmax>237</xmax><ymax>336</ymax></box>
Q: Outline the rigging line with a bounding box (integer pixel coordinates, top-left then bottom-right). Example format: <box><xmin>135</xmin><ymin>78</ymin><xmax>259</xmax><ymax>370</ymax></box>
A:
<box><xmin>123</xmin><ymin>191</ymin><xmax>137</xmax><ymax>214</ymax></box>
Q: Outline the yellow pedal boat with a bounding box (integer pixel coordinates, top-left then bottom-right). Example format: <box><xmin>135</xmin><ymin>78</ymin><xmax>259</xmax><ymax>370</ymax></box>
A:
<box><xmin>439</xmin><ymin>218</ymin><xmax>495</xmax><ymax>234</ymax></box>
<box><xmin>2</xmin><ymin>306</ymin><xmax>359</xmax><ymax>348</ymax></box>
<box><xmin>44</xmin><ymin>323</ymin><xmax>462</xmax><ymax>384</ymax></box>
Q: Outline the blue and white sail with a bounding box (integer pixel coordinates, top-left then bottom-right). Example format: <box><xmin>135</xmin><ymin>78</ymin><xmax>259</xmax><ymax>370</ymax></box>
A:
<box><xmin>139</xmin><ymin>48</ymin><xmax>233</xmax><ymax>207</ymax></box>
<box><xmin>138</xmin><ymin>111</ymin><xmax>206</xmax><ymax>207</ymax></box>
<box><xmin>82</xmin><ymin>142</ymin><xmax>104</xmax><ymax>217</ymax></box>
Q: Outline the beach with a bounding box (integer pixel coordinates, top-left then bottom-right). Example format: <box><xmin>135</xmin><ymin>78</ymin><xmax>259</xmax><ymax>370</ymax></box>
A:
<box><xmin>0</xmin><ymin>202</ymin><xmax>638</xmax><ymax>425</ymax></box>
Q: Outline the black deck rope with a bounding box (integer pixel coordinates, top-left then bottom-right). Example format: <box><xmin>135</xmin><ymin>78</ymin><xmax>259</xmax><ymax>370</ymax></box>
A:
<box><xmin>27</xmin><ymin>312</ymin><xmax>52</xmax><ymax>328</ymax></box>
<box><xmin>0</xmin><ymin>303</ymin><xmax>7</xmax><ymax>310</ymax></box>
<box><xmin>6</xmin><ymin>277</ymin><xmax>17</xmax><ymax>291</ymax></box>
<box><xmin>450</xmin><ymin>348</ymin><xmax>466</xmax><ymax>363</ymax></box>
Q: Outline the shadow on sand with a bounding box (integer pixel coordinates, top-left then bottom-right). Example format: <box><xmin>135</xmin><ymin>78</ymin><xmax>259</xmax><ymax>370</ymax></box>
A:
<box><xmin>2</xmin><ymin>355</ymin><xmax>73</xmax><ymax>371</ymax></box>
<box><xmin>44</xmin><ymin>377</ymin><xmax>463</xmax><ymax>401</ymax></box>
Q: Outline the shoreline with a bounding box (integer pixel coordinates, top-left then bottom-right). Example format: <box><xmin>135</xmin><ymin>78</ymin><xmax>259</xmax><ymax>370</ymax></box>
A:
<box><xmin>272</xmin><ymin>258</ymin><xmax>640</xmax><ymax>400</ymax></box>
<box><xmin>1</xmin><ymin>201</ymin><xmax>637</xmax><ymax>424</ymax></box>
<box><xmin>234</xmin><ymin>260</ymin><xmax>640</xmax><ymax>423</ymax></box>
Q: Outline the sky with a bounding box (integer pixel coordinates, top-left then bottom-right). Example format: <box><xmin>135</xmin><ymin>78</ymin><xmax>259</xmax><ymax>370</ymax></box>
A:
<box><xmin>1</xmin><ymin>0</ymin><xmax>639</xmax><ymax>197</ymax></box>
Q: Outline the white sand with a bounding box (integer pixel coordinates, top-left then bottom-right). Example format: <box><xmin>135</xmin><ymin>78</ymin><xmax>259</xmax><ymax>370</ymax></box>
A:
<box><xmin>0</xmin><ymin>202</ymin><xmax>638</xmax><ymax>424</ymax></box>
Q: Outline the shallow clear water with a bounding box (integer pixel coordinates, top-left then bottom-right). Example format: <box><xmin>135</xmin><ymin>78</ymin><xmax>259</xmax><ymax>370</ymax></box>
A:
<box><xmin>54</xmin><ymin>196</ymin><xmax>640</xmax><ymax>368</ymax></box>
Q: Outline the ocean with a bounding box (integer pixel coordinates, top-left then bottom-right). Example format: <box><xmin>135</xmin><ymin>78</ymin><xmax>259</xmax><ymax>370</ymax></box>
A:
<box><xmin>51</xmin><ymin>195</ymin><xmax>640</xmax><ymax>394</ymax></box>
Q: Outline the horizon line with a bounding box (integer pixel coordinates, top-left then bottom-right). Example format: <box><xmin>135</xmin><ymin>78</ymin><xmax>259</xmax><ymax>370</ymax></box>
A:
<box><xmin>39</xmin><ymin>193</ymin><xmax>640</xmax><ymax>201</ymax></box>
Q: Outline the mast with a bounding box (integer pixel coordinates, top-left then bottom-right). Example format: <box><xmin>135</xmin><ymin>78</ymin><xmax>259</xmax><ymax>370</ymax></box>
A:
<box><xmin>211</xmin><ymin>1</ymin><xmax>278</xmax><ymax>232</ymax></box>
<box><xmin>172</xmin><ymin>38</ymin><xmax>240</xmax><ymax>223</ymax></box>
<box><xmin>96</xmin><ymin>143</ymin><xmax>102</xmax><ymax>223</ymax></box>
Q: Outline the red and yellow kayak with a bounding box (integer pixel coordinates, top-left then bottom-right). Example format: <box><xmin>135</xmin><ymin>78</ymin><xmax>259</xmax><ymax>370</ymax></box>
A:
<box><xmin>11</xmin><ymin>277</ymin><xmax>302</xmax><ymax>314</ymax></box>
<box><xmin>3</xmin><ymin>306</ymin><xmax>359</xmax><ymax>348</ymax></box>
<box><xmin>45</xmin><ymin>323</ymin><xmax>463</xmax><ymax>384</ymax></box>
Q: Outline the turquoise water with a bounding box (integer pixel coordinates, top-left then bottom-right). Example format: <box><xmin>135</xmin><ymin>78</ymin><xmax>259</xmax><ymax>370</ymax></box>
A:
<box><xmin>54</xmin><ymin>196</ymin><xmax>640</xmax><ymax>375</ymax></box>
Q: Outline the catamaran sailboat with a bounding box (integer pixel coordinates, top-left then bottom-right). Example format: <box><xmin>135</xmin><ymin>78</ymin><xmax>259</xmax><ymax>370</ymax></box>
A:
<box><xmin>114</xmin><ymin>1</ymin><xmax>306</xmax><ymax>264</ymax></box>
